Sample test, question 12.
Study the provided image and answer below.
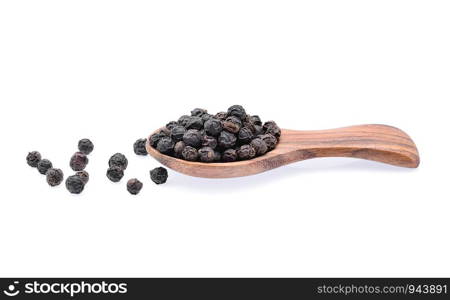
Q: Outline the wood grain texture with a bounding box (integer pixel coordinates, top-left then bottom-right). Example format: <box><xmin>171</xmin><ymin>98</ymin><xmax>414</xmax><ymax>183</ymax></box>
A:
<box><xmin>146</xmin><ymin>124</ymin><xmax>420</xmax><ymax>178</ymax></box>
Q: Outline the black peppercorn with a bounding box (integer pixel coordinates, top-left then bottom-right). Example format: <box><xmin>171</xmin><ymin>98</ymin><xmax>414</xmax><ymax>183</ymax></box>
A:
<box><xmin>76</xmin><ymin>170</ymin><xmax>89</xmax><ymax>184</ymax></box>
<box><xmin>108</xmin><ymin>153</ymin><xmax>128</xmax><ymax>170</ymax></box>
<box><xmin>218</xmin><ymin>130</ymin><xmax>237</xmax><ymax>148</ymax></box>
<box><xmin>263</xmin><ymin>121</ymin><xmax>281</xmax><ymax>139</ymax></box>
<box><xmin>156</xmin><ymin>137</ymin><xmax>175</xmax><ymax>154</ymax></box>
<box><xmin>215</xmin><ymin>111</ymin><xmax>228</xmax><ymax>120</ymax></box>
<box><xmin>198</xmin><ymin>147</ymin><xmax>215</xmax><ymax>163</ymax></box>
<box><xmin>178</xmin><ymin>115</ymin><xmax>192</xmax><ymax>127</ymax></box>
<box><xmin>166</xmin><ymin>121</ymin><xmax>178</xmax><ymax>131</ymax></box>
<box><xmin>78</xmin><ymin>138</ymin><xmax>94</xmax><ymax>155</ymax></box>
<box><xmin>222</xmin><ymin>116</ymin><xmax>242</xmax><ymax>134</ymax></box>
<box><xmin>149</xmin><ymin>131</ymin><xmax>167</xmax><ymax>147</ymax></box>
<box><xmin>202</xmin><ymin>135</ymin><xmax>218</xmax><ymax>149</ymax></box>
<box><xmin>250</xmin><ymin>138</ymin><xmax>268</xmax><ymax>156</ymax></box>
<box><xmin>26</xmin><ymin>151</ymin><xmax>41</xmax><ymax>167</ymax></box>
<box><xmin>254</xmin><ymin>125</ymin><xmax>263</xmax><ymax>136</ymax></box>
<box><xmin>37</xmin><ymin>159</ymin><xmax>53</xmax><ymax>175</ymax></box>
<box><xmin>46</xmin><ymin>168</ymin><xmax>64</xmax><ymax>186</ymax></box>
<box><xmin>237</xmin><ymin>144</ymin><xmax>256</xmax><ymax>160</ymax></box>
<box><xmin>183</xmin><ymin>129</ymin><xmax>202</xmax><ymax>148</ymax></box>
<box><xmin>214</xmin><ymin>151</ymin><xmax>221</xmax><ymax>161</ymax></box>
<box><xmin>127</xmin><ymin>178</ymin><xmax>143</xmax><ymax>195</ymax></box>
<box><xmin>201</xmin><ymin>113</ymin><xmax>213</xmax><ymax>122</ymax></box>
<box><xmin>227</xmin><ymin>105</ymin><xmax>247</xmax><ymax>120</ymax></box>
<box><xmin>70</xmin><ymin>152</ymin><xmax>89</xmax><ymax>171</ymax></box>
<box><xmin>222</xmin><ymin>149</ymin><xmax>237</xmax><ymax>162</ymax></box>
<box><xmin>174</xmin><ymin>141</ymin><xmax>186</xmax><ymax>158</ymax></box>
<box><xmin>191</xmin><ymin>108</ymin><xmax>207</xmax><ymax>117</ymax></box>
<box><xmin>204</xmin><ymin>118</ymin><xmax>222</xmax><ymax>136</ymax></box>
<box><xmin>133</xmin><ymin>138</ymin><xmax>148</xmax><ymax>156</ymax></box>
<box><xmin>170</xmin><ymin>125</ymin><xmax>186</xmax><ymax>142</ymax></box>
<box><xmin>150</xmin><ymin>167</ymin><xmax>168</xmax><ymax>184</ymax></box>
<box><xmin>250</xmin><ymin>115</ymin><xmax>262</xmax><ymax>126</ymax></box>
<box><xmin>106</xmin><ymin>165</ymin><xmax>124</xmax><ymax>182</ymax></box>
<box><xmin>65</xmin><ymin>175</ymin><xmax>85</xmax><ymax>194</ymax></box>
<box><xmin>182</xmin><ymin>146</ymin><xmax>198</xmax><ymax>161</ymax></box>
<box><xmin>186</xmin><ymin>116</ymin><xmax>203</xmax><ymax>130</ymax></box>
<box><xmin>238</xmin><ymin>127</ymin><xmax>254</xmax><ymax>144</ymax></box>
<box><xmin>260</xmin><ymin>134</ymin><xmax>278</xmax><ymax>150</ymax></box>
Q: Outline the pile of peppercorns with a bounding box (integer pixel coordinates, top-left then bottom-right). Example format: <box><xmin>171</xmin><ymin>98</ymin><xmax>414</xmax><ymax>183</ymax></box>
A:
<box><xmin>27</xmin><ymin>138</ymin><xmax>169</xmax><ymax>196</ymax></box>
<box><xmin>149</xmin><ymin>105</ymin><xmax>281</xmax><ymax>162</ymax></box>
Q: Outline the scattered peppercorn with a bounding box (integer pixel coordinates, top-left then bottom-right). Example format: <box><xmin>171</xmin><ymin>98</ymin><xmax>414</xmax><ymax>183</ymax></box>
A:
<box><xmin>70</xmin><ymin>152</ymin><xmax>89</xmax><ymax>171</ymax></box>
<box><xmin>150</xmin><ymin>167</ymin><xmax>168</xmax><ymax>184</ymax></box>
<box><xmin>148</xmin><ymin>105</ymin><xmax>281</xmax><ymax>162</ymax></box>
<box><xmin>65</xmin><ymin>175</ymin><xmax>85</xmax><ymax>194</ymax></box>
<box><xmin>78</xmin><ymin>138</ymin><xmax>94</xmax><ymax>155</ymax></box>
<box><xmin>26</xmin><ymin>151</ymin><xmax>41</xmax><ymax>167</ymax></box>
<box><xmin>133</xmin><ymin>138</ymin><xmax>148</xmax><ymax>156</ymax></box>
<box><xmin>108</xmin><ymin>153</ymin><xmax>128</xmax><ymax>170</ymax></box>
<box><xmin>37</xmin><ymin>159</ymin><xmax>53</xmax><ymax>174</ymax></box>
<box><xmin>46</xmin><ymin>168</ymin><xmax>64</xmax><ymax>186</ymax></box>
<box><xmin>106</xmin><ymin>165</ymin><xmax>124</xmax><ymax>182</ymax></box>
<box><xmin>127</xmin><ymin>178</ymin><xmax>143</xmax><ymax>195</ymax></box>
<box><xmin>76</xmin><ymin>170</ymin><xmax>89</xmax><ymax>184</ymax></box>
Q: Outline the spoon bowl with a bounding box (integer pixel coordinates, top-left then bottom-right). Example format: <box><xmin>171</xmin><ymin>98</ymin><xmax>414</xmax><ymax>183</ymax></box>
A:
<box><xmin>146</xmin><ymin>124</ymin><xmax>420</xmax><ymax>178</ymax></box>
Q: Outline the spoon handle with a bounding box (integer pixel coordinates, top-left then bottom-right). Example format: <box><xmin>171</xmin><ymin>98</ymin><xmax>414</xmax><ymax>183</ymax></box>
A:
<box><xmin>282</xmin><ymin>124</ymin><xmax>420</xmax><ymax>168</ymax></box>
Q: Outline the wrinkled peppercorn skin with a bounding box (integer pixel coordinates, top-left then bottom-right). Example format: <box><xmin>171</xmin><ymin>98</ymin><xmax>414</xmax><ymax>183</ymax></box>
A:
<box><xmin>183</xmin><ymin>129</ymin><xmax>202</xmax><ymax>148</ymax></box>
<box><xmin>46</xmin><ymin>168</ymin><xmax>64</xmax><ymax>186</ymax></box>
<box><xmin>127</xmin><ymin>178</ymin><xmax>143</xmax><ymax>195</ymax></box>
<box><xmin>227</xmin><ymin>105</ymin><xmax>247</xmax><ymax>120</ymax></box>
<box><xmin>65</xmin><ymin>175</ymin><xmax>85</xmax><ymax>194</ymax></box>
<box><xmin>182</xmin><ymin>146</ymin><xmax>198</xmax><ymax>161</ymax></box>
<box><xmin>37</xmin><ymin>159</ymin><xmax>53</xmax><ymax>174</ymax></box>
<box><xmin>108</xmin><ymin>153</ymin><xmax>128</xmax><ymax>170</ymax></box>
<box><xmin>26</xmin><ymin>151</ymin><xmax>41</xmax><ymax>167</ymax></box>
<box><xmin>150</xmin><ymin>167</ymin><xmax>168</xmax><ymax>184</ymax></box>
<box><xmin>78</xmin><ymin>139</ymin><xmax>94</xmax><ymax>155</ymax></box>
<box><xmin>133</xmin><ymin>138</ymin><xmax>148</xmax><ymax>155</ymax></box>
<box><xmin>70</xmin><ymin>152</ymin><xmax>89</xmax><ymax>171</ymax></box>
<box><xmin>106</xmin><ymin>166</ymin><xmax>124</xmax><ymax>182</ymax></box>
<box><xmin>76</xmin><ymin>170</ymin><xmax>89</xmax><ymax>184</ymax></box>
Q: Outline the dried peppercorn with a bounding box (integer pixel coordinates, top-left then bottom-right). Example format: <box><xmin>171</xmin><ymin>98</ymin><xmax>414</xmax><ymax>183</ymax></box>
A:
<box><xmin>201</xmin><ymin>113</ymin><xmax>213</xmax><ymax>122</ymax></box>
<box><xmin>214</xmin><ymin>151</ymin><xmax>221</xmax><ymax>161</ymax></box>
<box><xmin>254</xmin><ymin>125</ymin><xmax>263</xmax><ymax>136</ymax></box>
<box><xmin>222</xmin><ymin>149</ymin><xmax>237</xmax><ymax>162</ymax></box>
<box><xmin>127</xmin><ymin>178</ymin><xmax>143</xmax><ymax>195</ymax></box>
<box><xmin>202</xmin><ymin>135</ymin><xmax>218</xmax><ymax>149</ymax></box>
<box><xmin>150</xmin><ymin>167</ymin><xmax>168</xmax><ymax>184</ymax></box>
<box><xmin>133</xmin><ymin>138</ymin><xmax>148</xmax><ymax>156</ymax></box>
<box><xmin>170</xmin><ymin>125</ymin><xmax>186</xmax><ymax>142</ymax></box>
<box><xmin>182</xmin><ymin>146</ymin><xmax>198</xmax><ymax>161</ymax></box>
<box><xmin>46</xmin><ymin>168</ymin><xmax>64</xmax><ymax>186</ymax></box>
<box><xmin>156</xmin><ymin>137</ymin><xmax>175</xmax><ymax>154</ymax></box>
<box><xmin>191</xmin><ymin>108</ymin><xmax>207</xmax><ymax>117</ymax></box>
<box><xmin>65</xmin><ymin>175</ymin><xmax>85</xmax><ymax>194</ymax></box>
<box><xmin>250</xmin><ymin>138</ymin><xmax>268</xmax><ymax>156</ymax></box>
<box><xmin>70</xmin><ymin>152</ymin><xmax>89</xmax><ymax>171</ymax></box>
<box><xmin>174</xmin><ymin>141</ymin><xmax>186</xmax><ymax>158</ymax></box>
<box><xmin>263</xmin><ymin>121</ymin><xmax>281</xmax><ymax>139</ymax></box>
<box><xmin>218</xmin><ymin>130</ymin><xmax>237</xmax><ymax>148</ymax></box>
<box><xmin>215</xmin><ymin>111</ymin><xmax>228</xmax><ymax>120</ymax></box>
<box><xmin>250</xmin><ymin>115</ymin><xmax>262</xmax><ymax>126</ymax></box>
<box><xmin>76</xmin><ymin>170</ymin><xmax>89</xmax><ymax>184</ymax></box>
<box><xmin>106</xmin><ymin>166</ymin><xmax>124</xmax><ymax>182</ymax></box>
<box><xmin>178</xmin><ymin>115</ymin><xmax>192</xmax><ymax>127</ymax></box>
<box><xmin>186</xmin><ymin>116</ymin><xmax>203</xmax><ymax>130</ymax></box>
<box><xmin>198</xmin><ymin>147</ymin><xmax>215</xmax><ymax>162</ymax></box>
<box><xmin>204</xmin><ymin>118</ymin><xmax>222</xmax><ymax>136</ymax></box>
<box><xmin>149</xmin><ymin>131</ymin><xmax>167</xmax><ymax>147</ymax></box>
<box><xmin>260</xmin><ymin>134</ymin><xmax>278</xmax><ymax>150</ymax></box>
<box><xmin>26</xmin><ymin>151</ymin><xmax>41</xmax><ymax>167</ymax></box>
<box><xmin>238</xmin><ymin>127</ymin><xmax>254</xmax><ymax>144</ymax></box>
<box><xmin>78</xmin><ymin>139</ymin><xmax>94</xmax><ymax>155</ymax></box>
<box><xmin>108</xmin><ymin>153</ymin><xmax>128</xmax><ymax>170</ymax></box>
<box><xmin>237</xmin><ymin>144</ymin><xmax>256</xmax><ymax>160</ymax></box>
<box><xmin>37</xmin><ymin>159</ymin><xmax>53</xmax><ymax>174</ymax></box>
<box><xmin>222</xmin><ymin>116</ymin><xmax>242</xmax><ymax>134</ymax></box>
<box><xmin>166</xmin><ymin>121</ymin><xmax>178</xmax><ymax>131</ymax></box>
<box><xmin>183</xmin><ymin>129</ymin><xmax>202</xmax><ymax>148</ymax></box>
<box><xmin>227</xmin><ymin>105</ymin><xmax>247</xmax><ymax>120</ymax></box>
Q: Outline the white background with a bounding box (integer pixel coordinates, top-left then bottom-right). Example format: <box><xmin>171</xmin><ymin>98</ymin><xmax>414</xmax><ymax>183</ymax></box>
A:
<box><xmin>0</xmin><ymin>0</ymin><xmax>449</xmax><ymax>277</ymax></box>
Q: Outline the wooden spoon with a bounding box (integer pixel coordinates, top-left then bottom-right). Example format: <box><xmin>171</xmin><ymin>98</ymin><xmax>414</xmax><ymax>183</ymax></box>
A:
<box><xmin>146</xmin><ymin>124</ymin><xmax>420</xmax><ymax>178</ymax></box>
